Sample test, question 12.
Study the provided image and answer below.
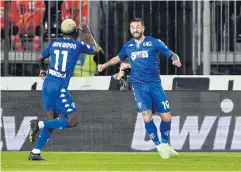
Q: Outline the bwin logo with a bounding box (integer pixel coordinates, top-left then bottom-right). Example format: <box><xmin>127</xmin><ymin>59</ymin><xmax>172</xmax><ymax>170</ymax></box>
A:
<box><xmin>131</xmin><ymin>113</ymin><xmax>241</xmax><ymax>151</ymax></box>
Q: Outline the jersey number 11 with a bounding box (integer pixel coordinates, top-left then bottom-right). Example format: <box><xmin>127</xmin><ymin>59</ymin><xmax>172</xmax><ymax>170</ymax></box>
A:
<box><xmin>54</xmin><ymin>50</ymin><xmax>68</xmax><ymax>72</ymax></box>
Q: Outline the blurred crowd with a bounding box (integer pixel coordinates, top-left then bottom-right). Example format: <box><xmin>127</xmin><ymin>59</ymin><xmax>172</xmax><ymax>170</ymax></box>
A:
<box><xmin>2</xmin><ymin>1</ymin><xmax>241</xmax><ymax>77</ymax></box>
<box><xmin>0</xmin><ymin>0</ymin><xmax>110</xmax><ymax>78</ymax></box>
<box><xmin>0</xmin><ymin>0</ymin><xmax>88</xmax><ymax>52</ymax></box>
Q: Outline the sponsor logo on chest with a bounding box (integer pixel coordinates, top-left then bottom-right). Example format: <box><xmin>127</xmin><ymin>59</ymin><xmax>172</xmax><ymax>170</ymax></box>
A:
<box><xmin>131</xmin><ymin>51</ymin><xmax>149</xmax><ymax>61</ymax></box>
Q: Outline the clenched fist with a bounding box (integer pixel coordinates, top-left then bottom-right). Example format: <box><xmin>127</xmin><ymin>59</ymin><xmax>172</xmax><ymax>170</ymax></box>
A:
<box><xmin>98</xmin><ymin>64</ymin><xmax>107</xmax><ymax>72</ymax></box>
<box><xmin>39</xmin><ymin>69</ymin><xmax>46</xmax><ymax>80</ymax></box>
<box><xmin>172</xmin><ymin>59</ymin><xmax>182</xmax><ymax>67</ymax></box>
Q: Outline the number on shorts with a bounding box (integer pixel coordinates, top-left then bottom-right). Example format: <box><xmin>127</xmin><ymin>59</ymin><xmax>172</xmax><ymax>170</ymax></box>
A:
<box><xmin>54</xmin><ymin>50</ymin><xmax>68</xmax><ymax>72</ymax></box>
<box><xmin>162</xmin><ymin>100</ymin><xmax>170</xmax><ymax>110</ymax></box>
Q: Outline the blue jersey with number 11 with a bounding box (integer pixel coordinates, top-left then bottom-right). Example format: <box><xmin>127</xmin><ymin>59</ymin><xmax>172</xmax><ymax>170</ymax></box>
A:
<box><xmin>41</xmin><ymin>37</ymin><xmax>94</xmax><ymax>87</ymax></box>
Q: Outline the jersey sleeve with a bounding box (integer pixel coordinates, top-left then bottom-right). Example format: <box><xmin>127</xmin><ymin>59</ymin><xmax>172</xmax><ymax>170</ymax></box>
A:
<box><xmin>155</xmin><ymin>39</ymin><xmax>174</xmax><ymax>58</ymax></box>
<box><xmin>41</xmin><ymin>42</ymin><xmax>53</xmax><ymax>59</ymax></box>
<box><xmin>78</xmin><ymin>41</ymin><xmax>95</xmax><ymax>54</ymax></box>
<box><xmin>118</xmin><ymin>45</ymin><xmax>128</xmax><ymax>61</ymax></box>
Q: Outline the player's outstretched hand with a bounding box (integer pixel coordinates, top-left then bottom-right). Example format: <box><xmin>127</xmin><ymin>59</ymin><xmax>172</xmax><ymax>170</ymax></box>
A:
<box><xmin>98</xmin><ymin>64</ymin><xmax>107</xmax><ymax>72</ymax></box>
<box><xmin>39</xmin><ymin>69</ymin><xmax>46</xmax><ymax>80</ymax></box>
<box><xmin>172</xmin><ymin>59</ymin><xmax>182</xmax><ymax>67</ymax></box>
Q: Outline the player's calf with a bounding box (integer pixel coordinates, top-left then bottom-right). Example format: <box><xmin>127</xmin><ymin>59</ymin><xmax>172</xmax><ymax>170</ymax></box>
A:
<box><xmin>46</xmin><ymin>111</ymin><xmax>59</xmax><ymax>133</ymax></box>
<box><xmin>34</xmin><ymin>112</ymin><xmax>78</xmax><ymax>130</ymax></box>
<box><xmin>141</xmin><ymin>110</ymin><xmax>161</xmax><ymax>148</ymax></box>
<box><xmin>159</xmin><ymin>111</ymin><xmax>178</xmax><ymax>158</ymax></box>
<box><xmin>159</xmin><ymin>112</ymin><xmax>171</xmax><ymax>144</ymax></box>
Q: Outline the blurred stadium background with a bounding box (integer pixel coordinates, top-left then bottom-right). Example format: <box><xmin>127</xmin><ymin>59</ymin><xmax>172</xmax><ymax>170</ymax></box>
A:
<box><xmin>1</xmin><ymin>0</ymin><xmax>241</xmax><ymax>76</ymax></box>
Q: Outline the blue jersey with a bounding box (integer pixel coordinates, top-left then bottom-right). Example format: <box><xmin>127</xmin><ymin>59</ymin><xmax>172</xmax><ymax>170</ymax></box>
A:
<box><xmin>118</xmin><ymin>36</ymin><xmax>174</xmax><ymax>83</ymax></box>
<box><xmin>41</xmin><ymin>37</ymin><xmax>94</xmax><ymax>87</ymax></box>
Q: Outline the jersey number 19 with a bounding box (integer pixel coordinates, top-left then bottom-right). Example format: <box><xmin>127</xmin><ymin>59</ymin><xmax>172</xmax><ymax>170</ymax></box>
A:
<box><xmin>54</xmin><ymin>50</ymin><xmax>68</xmax><ymax>72</ymax></box>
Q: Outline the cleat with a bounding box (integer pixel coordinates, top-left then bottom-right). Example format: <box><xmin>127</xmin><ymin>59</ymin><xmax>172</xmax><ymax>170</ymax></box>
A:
<box><xmin>28</xmin><ymin>152</ymin><xmax>45</xmax><ymax>161</ymax></box>
<box><xmin>166</xmin><ymin>145</ymin><xmax>178</xmax><ymax>157</ymax></box>
<box><xmin>156</xmin><ymin>144</ymin><xmax>170</xmax><ymax>159</ymax></box>
<box><xmin>29</xmin><ymin>120</ymin><xmax>39</xmax><ymax>143</ymax></box>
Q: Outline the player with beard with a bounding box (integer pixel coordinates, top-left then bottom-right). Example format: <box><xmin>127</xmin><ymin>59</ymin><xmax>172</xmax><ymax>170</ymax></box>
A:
<box><xmin>98</xmin><ymin>18</ymin><xmax>181</xmax><ymax>159</ymax></box>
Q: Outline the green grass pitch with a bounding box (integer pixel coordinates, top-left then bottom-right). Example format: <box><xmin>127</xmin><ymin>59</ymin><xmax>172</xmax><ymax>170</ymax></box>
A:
<box><xmin>1</xmin><ymin>152</ymin><xmax>241</xmax><ymax>171</ymax></box>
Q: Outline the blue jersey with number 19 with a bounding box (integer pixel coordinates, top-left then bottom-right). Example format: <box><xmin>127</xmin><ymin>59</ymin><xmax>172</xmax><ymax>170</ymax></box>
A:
<box><xmin>118</xmin><ymin>36</ymin><xmax>174</xmax><ymax>113</ymax></box>
<box><xmin>41</xmin><ymin>37</ymin><xmax>94</xmax><ymax>87</ymax></box>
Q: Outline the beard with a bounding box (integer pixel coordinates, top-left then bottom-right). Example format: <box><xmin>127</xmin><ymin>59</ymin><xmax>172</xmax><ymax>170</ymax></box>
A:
<box><xmin>131</xmin><ymin>31</ymin><xmax>143</xmax><ymax>39</ymax></box>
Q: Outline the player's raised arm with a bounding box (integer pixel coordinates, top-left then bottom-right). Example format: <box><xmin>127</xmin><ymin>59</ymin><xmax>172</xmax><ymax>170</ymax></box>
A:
<box><xmin>155</xmin><ymin>39</ymin><xmax>182</xmax><ymax>67</ymax></box>
<box><xmin>79</xmin><ymin>43</ymin><xmax>99</xmax><ymax>54</ymax></box>
<box><xmin>78</xmin><ymin>23</ymin><xmax>99</xmax><ymax>54</ymax></box>
<box><xmin>98</xmin><ymin>45</ymin><xmax>127</xmax><ymax>72</ymax></box>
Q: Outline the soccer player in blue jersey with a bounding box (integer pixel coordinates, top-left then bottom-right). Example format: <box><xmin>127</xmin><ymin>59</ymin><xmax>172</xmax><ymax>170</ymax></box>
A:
<box><xmin>28</xmin><ymin>19</ymin><xmax>98</xmax><ymax>160</ymax></box>
<box><xmin>98</xmin><ymin>18</ymin><xmax>182</xmax><ymax>159</ymax></box>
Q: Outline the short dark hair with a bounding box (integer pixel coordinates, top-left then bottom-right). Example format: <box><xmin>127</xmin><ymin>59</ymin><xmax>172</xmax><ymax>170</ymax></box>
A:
<box><xmin>130</xmin><ymin>18</ymin><xmax>144</xmax><ymax>25</ymax></box>
<box><xmin>62</xmin><ymin>29</ymin><xmax>79</xmax><ymax>39</ymax></box>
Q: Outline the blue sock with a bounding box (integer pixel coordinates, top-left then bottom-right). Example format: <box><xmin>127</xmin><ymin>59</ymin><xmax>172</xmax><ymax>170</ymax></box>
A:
<box><xmin>145</xmin><ymin>120</ymin><xmax>160</xmax><ymax>146</ymax></box>
<box><xmin>44</xmin><ymin>118</ymin><xmax>68</xmax><ymax>129</ymax></box>
<box><xmin>160</xmin><ymin>121</ymin><xmax>171</xmax><ymax>144</ymax></box>
<box><xmin>34</xmin><ymin>127</ymin><xmax>51</xmax><ymax>150</ymax></box>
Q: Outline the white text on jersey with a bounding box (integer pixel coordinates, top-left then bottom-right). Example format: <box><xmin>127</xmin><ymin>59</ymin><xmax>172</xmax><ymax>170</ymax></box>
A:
<box><xmin>48</xmin><ymin>69</ymin><xmax>66</xmax><ymax>78</ymax></box>
<box><xmin>131</xmin><ymin>51</ymin><xmax>149</xmax><ymax>61</ymax></box>
<box><xmin>52</xmin><ymin>42</ymin><xmax>77</xmax><ymax>49</ymax></box>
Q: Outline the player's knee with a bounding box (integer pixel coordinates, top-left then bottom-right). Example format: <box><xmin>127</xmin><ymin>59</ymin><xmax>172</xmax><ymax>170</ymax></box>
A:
<box><xmin>47</xmin><ymin>111</ymin><xmax>54</xmax><ymax>119</ymax></box>
<box><xmin>160</xmin><ymin>112</ymin><xmax>172</xmax><ymax>122</ymax></box>
<box><xmin>47</xmin><ymin>111</ymin><xmax>59</xmax><ymax>120</ymax></box>
<box><xmin>53</xmin><ymin>111</ymin><xmax>59</xmax><ymax>119</ymax></box>
<box><xmin>141</xmin><ymin>110</ymin><xmax>153</xmax><ymax>122</ymax></box>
